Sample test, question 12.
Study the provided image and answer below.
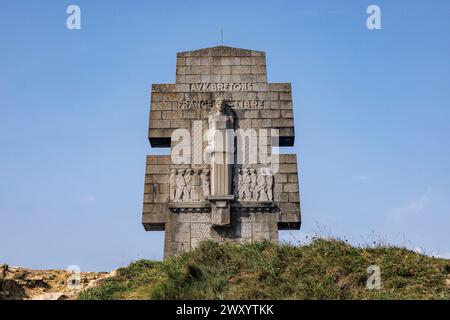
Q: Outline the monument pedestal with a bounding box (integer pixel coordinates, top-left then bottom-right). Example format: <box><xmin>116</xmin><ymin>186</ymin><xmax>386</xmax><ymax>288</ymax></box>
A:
<box><xmin>207</xmin><ymin>99</ymin><xmax>235</xmax><ymax>227</ymax></box>
<box><xmin>207</xmin><ymin>195</ymin><xmax>234</xmax><ymax>227</ymax></box>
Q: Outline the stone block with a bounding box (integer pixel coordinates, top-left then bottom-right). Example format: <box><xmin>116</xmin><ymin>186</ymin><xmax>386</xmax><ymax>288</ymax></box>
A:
<box><xmin>274</xmin><ymin>192</ymin><xmax>289</xmax><ymax>202</ymax></box>
<box><xmin>146</xmin><ymin>155</ymin><xmax>158</xmax><ymax>165</ymax></box>
<box><xmin>147</xmin><ymin>164</ymin><xmax>170</xmax><ymax>175</ymax></box>
<box><xmin>278</xmin><ymin>164</ymin><xmax>298</xmax><ymax>173</ymax></box>
<box><xmin>149</xmin><ymin>119</ymin><xmax>171</xmax><ymax>129</ymax></box>
<box><xmin>279</xmin><ymin>154</ymin><xmax>297</xmax><ymax>163</ymax></box>
<box><xmin>244</xmin><ymin>110</ymin><xmax>259</xmax><ymax>118</ymax></box>
<box><xmin>260</xmin><ymin>109</ymin><xmax>281</xmax><ymax>118</ymax></box>
<box><xmin>143</xmin><ymin>203</ymin><xmax>165</xmax><ymax>214</ymax></box>
<box><xmin>252</xmin><ymin>83</ymin><xmax>268</xmax><ymax>91</ymax></box>
<box><xmin>176</xmin><ymin>74</ymin><xmax>186</xmax><ymax>83</ymax></box>
<box><xmin>256</xmin><ymin>73</ymin><xmax>267</xmax><ymax>82</ymax></box>
<box><xmin>288</xmin><ymin>193</ymin><xmax>300</xmax><ymax>202</ymax></box>
<box><xmin>155</xmin><ymin>194</ymin><xmax>169</xmax><ymax>203</ymax></box>
<box><xmin>152</xmin><ymin>84</ymin><xmax>177</xmax><ymax>93</ymax></box>
<box><xmin>201</xmin><ymin>74</ymin><xmax>221</xmax><ymax>82</ymax></box>
<box><xmin>220</xmin><ymin>57</ymin><xmax>241</xmax><ymax>65</ymax></box>
<box><xmin>170</xmin><ymin>120</ymin><xmax>191</xmax><ymax>128</ymax></box>
<box><xmin>186</xmin><ymin>57</ymin><xmax>209</xmax><ymax>65</ymax></box>
<box><xmin>190</xmin><ymin>65</ymin><xmax>211</xmax><ymax>75</ymax></box>
<box><xmin>162</xmin><ymin>110</ymin><xmax>181</xmax><ymax>120</ymax></box>
<box><xmin>157</xmin><ymin>156</ymin><xmax>171</xmax><ymax>164</ymax></box>
<box><xmin>145</xmin><ymin>174</ymin><xmax>169</xmax><ymax>184</ymax></box>
<box><xmin>280</xmin><ymin>202</ymin><xmax>300</xmax><ymax>213</ymax></box>
<box><xmin>177</xmin><ymin>57</ymin><xmax>186</xmax><ymax>65</ymax></box>
<box><xmin>269</xmin><ymin>83</ymin><xmax>291</xmax><ymax>92</ymax></box>
<box><xmin>232</xmin><ymin>65</ymin><xmax>252</xmax><ymax>74</ymax></box>
<box><xmin>274</xmin><ymin>183</ymin><xmax>283</xmax><ymax>193</ymax></box>
<box><xmin>150</xmin><ymin>110</ymin><xmax>162</xmax><ymax>120</ymax></box>
<box><xmin>142</xmin><ymin>213</ymin><xmax>165</xmax><ymax>231</ymax></box>
<box><xmin>281</xmin><ymin>109</ymin><xmax>293</xmax><ymax>118</ymax></box>
<box><xmin>159</xmin><ymin>183</ymin><xmax>169</xmax><ymax>194</ymax></box>
<box><xmin>279</xmin><ymin>92</ymin><xmax>292</xmax><ymax>100</ymax></box>
<box><xmin>231</xmin><ymin>92</ymin><xmax>257</xmax><ymax>100</ymax></box>
<box><xmin>272</xmin><ymin>118</ymin><xmax>294</xmax><ymax>127</ymax></box>
<box><xmin>143</xmin><ymin>183</ymin><xmax>155</xmax><ymax>193</ymax></box>
<box><xmin>176</xmin><ymin>65</ymin><xmax>190</xmax><ymax>75</ymax></box>
<box><xmin>151</xmin><ymin>101</ymin><xmax>171</xmax><ymax>111</ymax></box>
<box><xmin>251</xmin><ymin>65</ymin><xmax>266</xmax><ymax>74</ymax></box>
<box><xmin>143</xmin><ymin>194</ymin><xmax>154</xmax><ymax>203</ymax></box>
<box><xmin>258</xmin><ymin>92</ymin><xmax>278</xmax><ymax>100</ymax></box>
<box><xmin>211</xmin><ymin>65</ymin><xmax>231</xmax><ymax>74</ymax></box>
<box><xmin>284</xmin><ymin>183</ymin><xmax>299</xmax><ymax>193</ymax></box>
<box><xmin>253</xmin><ymin>56</ymin><xmax>266</xmax><ymax>65</ymax></box>
<box><xmin>240</xmin><ymin>57</ymin><xmax>255</xmax><ymax>65</ymax></box>
<box><xmin>186</xmin><ymin>75</ymin><xmax>202</xmax><ymax>83</ymax></box>
<box><xmin>251</xmin><ymin>119</ymin><xmax>272</xmax><ymax>128</ymax></box>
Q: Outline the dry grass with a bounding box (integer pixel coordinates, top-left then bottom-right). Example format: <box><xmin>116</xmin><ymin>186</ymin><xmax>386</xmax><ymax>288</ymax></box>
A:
<box><xmin>79</xmin><ymin>239</ymin><xmax>450</xmax><ymax>300</ymax></box>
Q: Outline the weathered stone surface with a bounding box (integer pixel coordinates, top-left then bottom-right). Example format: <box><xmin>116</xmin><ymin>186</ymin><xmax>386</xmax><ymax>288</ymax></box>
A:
<box><xmin>142</xmin><ymin>46</ymin><xmax>301</xmax><ymax>258</ymax></box>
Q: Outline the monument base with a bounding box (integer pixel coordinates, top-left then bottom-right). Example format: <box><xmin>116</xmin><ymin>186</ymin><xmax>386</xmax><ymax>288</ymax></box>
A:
<box><xmin>163</xmin><ymin>210</ymin><xmax>280</xmax><ymax>258</ymax></box>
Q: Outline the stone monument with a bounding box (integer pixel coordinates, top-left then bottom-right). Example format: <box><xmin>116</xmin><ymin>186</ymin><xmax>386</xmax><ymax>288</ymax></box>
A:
<box><xmin>142</xmin><ymin>46</ymin><xmax>301</xmax><ymax>258</ymax></box>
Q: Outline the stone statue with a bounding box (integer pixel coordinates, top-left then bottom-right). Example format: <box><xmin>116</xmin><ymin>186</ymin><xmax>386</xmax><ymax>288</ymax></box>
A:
<box><xmin>211</xmin><ymin>97</ymin><xmax>224</xmax><ymax>116</ymax></box>
<box><xmin>174</xmin><ymin>169</ymin><xmax>186</xmax><ymax>202</ymax></box>
<box><xmin>201</xmin><ymin>169</ymin><xmax>210</xmax><ymax>199</ymax></box>
<box><xmin>206</xmin><ymin>97</ymin><xmax>235</xmax><ymax>158</ymax></box>
<box><xmin>169</xmin><ymin>169</ymin><xmax>177</xmax><ymax>201</ymax></box>
<box><xmin>209</xmin><ymin>96</ymin><xmax>234</xmax><ymax>121</ymax></box>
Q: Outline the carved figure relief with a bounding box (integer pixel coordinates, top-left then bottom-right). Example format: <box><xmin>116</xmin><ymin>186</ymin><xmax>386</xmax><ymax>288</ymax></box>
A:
<box><xmin>171</xmin><ymin>168</ymin><xmax>210</xmax><ymax>202</ymax></box>
<box><xmin>201</xmin><ymin>169</ymin><xmax>210</xmax><ymax>199</ymax></box>
<box><xmin>234</xmin><ymin>168</ymin><xmax>274</xmax><ymax>202</ymax></box>
<box><xmin>174</xmin><ymin>169</ymin><xmax>186</xmax><ymax>202</ymax></box>
<box><xmin>250</xmin><ymin>169</ymin><xmax>258</xmax><ymax>200</ymax></box>
<box><xmin>169</xmin><ymin>169</ymin><xmax>177</xmax><ymax>201</ymax></box>
<box><xmin>233</xmin><ymin>168</ymin><xmax>241</xmax><ymax>198</ymax></box>
<box><xmin>191</xmin><ymin>169</ymin><xmax>202</xmax><ymax>201</ymax></box>
<box><xmin>266</xmin><ymin>173</ymin><xmax>274</xmax><ymax>201</ymax></box>
<box><xmin>241</xmin><ymin>169</ymin><xmax>252</xmax><ymax>200</ymax></box>
<box><xmin>184</xmin><ymin>169</ymin><xmax>193</xmax><ymax>201</ymax></box>
<box><xmin>256</xmin><ymin>173</ymin><xmax>268</xmax><ymax>201</ymax></box>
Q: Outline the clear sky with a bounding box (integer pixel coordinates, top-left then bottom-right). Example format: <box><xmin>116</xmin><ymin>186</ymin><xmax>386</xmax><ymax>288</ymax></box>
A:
<box><xmin>1</xmin><ymin>0</ymin><xmax>449</xmax><ymax>271</ymax></box>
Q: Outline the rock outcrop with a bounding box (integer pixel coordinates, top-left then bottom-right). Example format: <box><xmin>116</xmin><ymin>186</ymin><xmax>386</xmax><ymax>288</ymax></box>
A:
<box><xmin>0</xmin><ymin>264</ymin><xmax>116</xmax><ymax>300</ymax></box>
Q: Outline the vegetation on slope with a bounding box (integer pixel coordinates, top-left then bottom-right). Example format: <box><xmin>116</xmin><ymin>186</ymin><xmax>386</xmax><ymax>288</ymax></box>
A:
<box><xmin>79</xmin><ymin>239</ymin><xmax>450</xmax><ymax>300</ymax></box>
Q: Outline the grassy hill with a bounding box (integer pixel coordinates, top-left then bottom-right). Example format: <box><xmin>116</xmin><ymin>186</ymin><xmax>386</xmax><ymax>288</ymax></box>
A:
<box><xmin>79</xmin><ymin>239</ymin><xmax>450</xmax><ymax>300</ymax></box>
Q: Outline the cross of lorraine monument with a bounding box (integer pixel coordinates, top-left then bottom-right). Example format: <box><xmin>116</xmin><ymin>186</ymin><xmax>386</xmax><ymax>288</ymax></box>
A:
<box><xmin>142</xmin><ymin>46</ymin><xmax>301</xmax><ymax>258</ymax></box>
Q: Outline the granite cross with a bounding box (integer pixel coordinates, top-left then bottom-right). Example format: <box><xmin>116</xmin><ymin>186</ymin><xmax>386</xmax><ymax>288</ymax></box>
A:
<box><xmin>142</xmin><ymin>46</ymin><xmax>301</xmax><ymax>258</ymax></box>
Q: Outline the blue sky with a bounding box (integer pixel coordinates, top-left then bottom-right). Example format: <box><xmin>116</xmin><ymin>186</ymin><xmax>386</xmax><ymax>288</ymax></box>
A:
<box><xmin>0</xmin><ymin>0</ymin><xmax>449</xmax><ymax>271</ymax></box>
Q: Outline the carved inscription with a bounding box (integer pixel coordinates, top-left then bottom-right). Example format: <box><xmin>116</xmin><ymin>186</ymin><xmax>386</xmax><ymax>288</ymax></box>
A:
<box><xmin>178</xmin><ymin>100</ymin><xmax>264</xmax><ymax>110</ymax></box>
<box><xmin>190</xmin><ymin>83</ymin><xmax>253</xmax><ymax>92</ymax></box>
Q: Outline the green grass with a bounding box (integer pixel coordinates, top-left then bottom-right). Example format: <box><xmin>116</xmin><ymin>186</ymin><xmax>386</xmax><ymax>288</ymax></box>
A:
<box><xmin>79</xmin><ymin>239</ymin><xmax>450</xmax><ymax>300</ymax></box>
